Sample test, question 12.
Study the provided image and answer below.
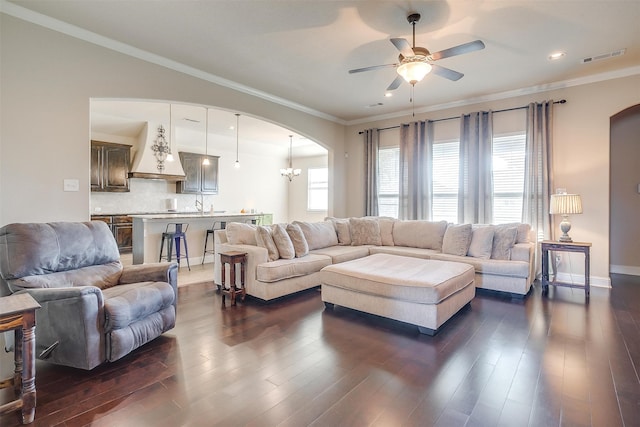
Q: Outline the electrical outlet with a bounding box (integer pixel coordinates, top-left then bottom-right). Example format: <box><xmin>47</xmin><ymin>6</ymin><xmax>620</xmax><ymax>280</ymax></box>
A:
<box><xmin>555</xmin><ymin>254</ymin><xmax>561</xmax><ymax>263</ymax></box>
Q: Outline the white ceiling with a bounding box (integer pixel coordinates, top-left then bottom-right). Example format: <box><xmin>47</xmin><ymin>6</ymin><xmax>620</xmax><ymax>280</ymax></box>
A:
<box><xmin>6</xmin><ymin>1</ymin><xmax>640</xmax><ymax>124</ymax></box>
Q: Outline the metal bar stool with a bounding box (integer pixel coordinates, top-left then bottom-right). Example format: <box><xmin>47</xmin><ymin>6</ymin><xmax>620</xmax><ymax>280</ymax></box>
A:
<box><xmin>159</xmin><ymin>223</ymin><xmax>190</xmax><ymax>270</ymax></box>
<box><xmin>202</xmin><ymin>221</ymin><xmax>226</xmax><ymax>264</ymax></box>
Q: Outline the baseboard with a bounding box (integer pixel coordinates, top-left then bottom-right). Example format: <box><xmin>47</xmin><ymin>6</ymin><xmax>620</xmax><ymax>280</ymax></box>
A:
<box><xmin>555</xmin><ymin>272</ymin><xmax>611</xmax><ymax>288</ymax></box>
<box><xmin>610</xmin><ymin>265</ymin><xmax>640</xmax><ymax>277</ymax></box>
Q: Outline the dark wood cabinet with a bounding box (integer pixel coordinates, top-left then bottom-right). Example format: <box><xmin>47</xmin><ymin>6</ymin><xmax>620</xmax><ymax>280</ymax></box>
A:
<box><xmin>176</xmin><ymin>152</ymin><xmax>219</xmax><ymax>194</ymax></box>
<box><xmin>91</xmin><ymin>141</ymin><xmax>131</xmax><ymax>192</ymax></box>
<box><xmin>91</xmin><ymin>215</ymin><xmax>133</xmax><ymax>253</ymax></box>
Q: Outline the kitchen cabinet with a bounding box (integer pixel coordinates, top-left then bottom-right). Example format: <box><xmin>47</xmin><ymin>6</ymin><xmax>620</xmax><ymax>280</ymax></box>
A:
<box><xmin>176</xmin><ymin>152</ymin><xmax>219</xmax><ymax>194</ymax></box>
<box><xmin>91</xmin><ymin>141</ymin><xmax>131</xmax><ymax>192</ymax></box>
<box><xmin>91</xmin><ymin>215</ymin><xmax>133</xmax><ymax>253</ymax></box>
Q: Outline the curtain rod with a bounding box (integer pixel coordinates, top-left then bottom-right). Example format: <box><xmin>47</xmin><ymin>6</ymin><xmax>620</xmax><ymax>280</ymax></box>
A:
<box><xmin>358</xmin><ymin>99</ymin><xmax>567</xmax><ymax>134</ymax></box>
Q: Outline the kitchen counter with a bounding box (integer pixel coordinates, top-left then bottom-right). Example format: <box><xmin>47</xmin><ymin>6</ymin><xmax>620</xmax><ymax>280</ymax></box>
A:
<box><xmin>131</xmin><ymin>212</ymin><xmax>268</xmax><ymax>265</ymax></box>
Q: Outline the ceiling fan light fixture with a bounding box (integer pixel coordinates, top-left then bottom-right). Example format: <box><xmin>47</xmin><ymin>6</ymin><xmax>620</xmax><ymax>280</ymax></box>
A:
<box><xmin>397</xmin><ymin>61</ymin><xmax>432</xmax><ymax>85</ymax></box>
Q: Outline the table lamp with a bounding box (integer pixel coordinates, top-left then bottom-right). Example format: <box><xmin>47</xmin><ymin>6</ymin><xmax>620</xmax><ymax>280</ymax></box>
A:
<box><xmin>550</xmin><ymin>193</ymin><xmax>583</xmax><ymax>242</ymax></box>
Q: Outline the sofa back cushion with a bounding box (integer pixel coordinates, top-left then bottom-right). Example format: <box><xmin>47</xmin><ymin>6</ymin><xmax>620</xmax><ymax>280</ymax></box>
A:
<box><xmin>0</xmin><ymin>221</ymin><xmax>120</xmax><ymax>281</ymax></box>
<box><xmin>392</xmin><ymin>220</ymin><xmax>448</xmax><ymax>250</ymax></box>
<box><xmin>292</xmin><ymin>221</ymin><xmax>338</xmax><ymax>250</ymax></box>
<box><xmin>491</xmin><ymin>226</ymin><xmax>518</xmax><ymax>260</ymax></box>
<box><xmin>226</xmin><ymin>222</ymin><xmax>257</xmax><ymax>245</ymax></box>
<box><xmin>377</xmin><ymin>218</ymin><xmax>395</xmax><ymax>246</ymax></box>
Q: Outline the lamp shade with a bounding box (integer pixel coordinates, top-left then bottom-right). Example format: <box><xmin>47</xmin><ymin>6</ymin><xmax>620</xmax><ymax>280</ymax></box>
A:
<box><xmin>550</xmin><ymin>193</ymin><xmax>583</xmax><ymax>215</ymax></box>
<box><xmin>397</xmin><ymin>61</ymin><xmax>432</xmax><ymax>84</ymax></box>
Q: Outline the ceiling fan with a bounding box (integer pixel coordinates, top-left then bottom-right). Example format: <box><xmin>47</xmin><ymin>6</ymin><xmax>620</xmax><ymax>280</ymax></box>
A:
<box><xmin>349</xmin><ymin>13</ymin><xmax>485</xmax><ymax>91</ymax></box>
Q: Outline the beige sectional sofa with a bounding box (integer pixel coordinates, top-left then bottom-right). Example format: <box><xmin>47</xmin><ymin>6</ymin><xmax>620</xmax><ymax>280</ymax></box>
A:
<box><xmin>214</xmin><ymin>217</ymin><xmax>535</xmax><ymax>301</ymax></box>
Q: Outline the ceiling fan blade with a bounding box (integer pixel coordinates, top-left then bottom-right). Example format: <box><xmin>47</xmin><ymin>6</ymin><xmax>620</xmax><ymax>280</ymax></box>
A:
<box><xmin>349</xmin><ymin>63</ymin><xmax>397</xmax><ymax>74</ymax></box>
<box><xmin>428</xmin><ymin>40</ymin><xmax>485</xmax><ymax>61</ymax></box>
<box><xmin>386</xmin><ymin>75</ymin><xmax>404</xmax><ymax>91</ymax></box>
<box><xmin>390</xmin><ymin>38</ymin><xmax>415</xmax><ymax>58</ymax></box>
<box><xmin>430</xmin><ymin>64</ymin><xmax>464</xmax><ymax>81</ymax></box>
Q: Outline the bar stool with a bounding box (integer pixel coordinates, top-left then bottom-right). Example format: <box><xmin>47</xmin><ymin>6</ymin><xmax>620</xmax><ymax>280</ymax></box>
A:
<box><xmin>159</xmin><ymin>223</ymin><xmax>190</xmax><ymax>270</ymax></box>
<box><xmin>219</xmin><ymin>251</ymin><xmax>247</xmax><ymax>307</ymax></box>
<box><xmin>202</xmin><ymin>221</ymin><xmax>226</xmax><ymax>264</ymax></box>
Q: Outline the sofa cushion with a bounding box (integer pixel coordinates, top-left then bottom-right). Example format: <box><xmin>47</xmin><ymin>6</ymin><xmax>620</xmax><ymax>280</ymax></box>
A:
<box><xmin>496</xmin><ymin>222</ymin><xmax>531</xmax><ymax>243</ymax></box>
<box><xmin>467</xmin><ymin>226</ymin><xmax>494</xmax><ymax>259</ymax></box>
<box><xmin>7</xmin><ymin>261</ymin><xmax>123</xmax><ymax>291</ymax></box>
<box><xmin>255</xmin><ymin>226</ymin><xmax>279</xmax><ymax>261</ymax></box>
<box><xmin>370</xmin><ymin>245</ymin><xmax>439</xmax><ymax>259</ymax></box>
<box><xmin>256</xmin><ymin>254</ymin><xmax>332</xmax><ymax>282</ymax></box>
<box><xmin>349</xmin><ymin>217</ymin><xmax>382</xmax><ymax>246</ymax></box>
<box><xmin>442</xmin><ymin>224</ymin><xmax>473</xmax><ymax>256</ymax></box>
<box><xmin>392</xmin><ymin>220</ymin><xmax>448</xmax><ymax>250</ymax></box>
<box><xmin>226</xmin><ymin>222</ymin><xmax>257</xmax><ymax>245</ymax></box>
<box><xmin>430</xmin><ymin>253</ymin><xmax>530</xmax><ymax>278</ymax></box>
<box><xmin>377</xmin><ymin>218</ymin><xmax>395</xmax><ymax>246</ymax></box>
<box><xmin>102</xmin><ymin>281</ymin><xmax>175</xmax><ymax>331</ymax></box>
<box><xmin>272</xmin><ymin>224</ymin><xmax>295</xmax><ymax>260</ymax></box>
<box><xmin>327</xmin><ymin>217</ymin><xmax>352</xmax><ymax>246</ymax></box>
<box><xmin>286</xmin><ymin>223</ymin><xmax>309</xmax><ymax>257</ymax></box>
<box><xmin>310</xmin><ymin>245</ymin><xmax>371</xmax><ymax>264</ymax></box>
<box><xmin>491</xmin><ymin>226</ymin><xmax>518</xmax><ymax>260</ymax></box>
<box><xmin>293</xmin><ymin>221</ymin><xmax>338</xmax><ymax>250</ymax></box>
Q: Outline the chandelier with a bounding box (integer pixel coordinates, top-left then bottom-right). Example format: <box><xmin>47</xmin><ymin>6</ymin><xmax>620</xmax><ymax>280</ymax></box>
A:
<box><xmin>280</xmin><ymin>135</ymin><xmax>301</xmax><ymax>181</ymax></box>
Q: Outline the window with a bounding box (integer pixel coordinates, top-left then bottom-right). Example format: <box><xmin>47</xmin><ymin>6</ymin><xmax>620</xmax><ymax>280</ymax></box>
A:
<box><xmin>307</xmin><ymin>168</ymin><xmax>328</xmax><ymax>211</ymax></box>
<box><xmin>492</xmin><ymin>133</ymin><xmax>526</xmax><ymax>224</ymax></box>
<box><xmin>378</xmin><ymin>147</ymin><xmax>399</xmax><ymax>218</ymax></box>
<box><xmin>432</xmin><ymin>140</ymin><xmax>460</xmax><ymax>222</ymax></box>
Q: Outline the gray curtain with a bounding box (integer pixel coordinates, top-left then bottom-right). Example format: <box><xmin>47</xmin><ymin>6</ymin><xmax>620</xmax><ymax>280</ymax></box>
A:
<box><xmin>458</xmin><ymin>111</ymin><xmax>493</xmax><ymax>224</ymax></box>
<box><xmin>399</xmin><ymin>120</ymin><xmax>433</xmax><ymax>220</ymax></box>
<box><xmin>364</xmin><ymin>128</ymin><xmax>379</xmax><ymax>216</ymax></box>
<box><xmin>523</xmin><ymin>101</ymin><xmax>555</xmax><ymax>258</ymax></box>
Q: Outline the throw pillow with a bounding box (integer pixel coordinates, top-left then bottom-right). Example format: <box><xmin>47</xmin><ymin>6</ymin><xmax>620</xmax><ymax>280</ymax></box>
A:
<box><xmin>392</xmin><ymin>220</ymin><xmax>448</xmax><ymax>250</ymax></box>
<box><xmin>377</xmin><ymin>218</ymin><xmax>395</xmax><ymax>246</ymax></box>
<box><xmin>226</xmin><ymin>222</ymin><xmax>257</xmax><ymax>245</ymax></box>
<box><xmin>255</xmin><ymin>226</ymin><xmax>279</xmax><ymax>261</ymax></box>
<box><xmin>272</xmin><ymin>223</ymin><xmax>295</xmax><ymax>259</ymax></box>
<box><xmin>491</xmin><ymin>226</ymin><xmax>518</xmax><ymax>260</ymax></box>
<box><xmin>442</xmin><ymin>224</ymin><xmax>473</xmax><ymax>256</ymax></box>
<box><xmin>326</xmin><ymin>217</ymin><xmax>351</xmax><ymax>246</ymax></box>
<box><xmin>292</xmin><ymin>221</ymin><xmax>338</xmax><ymax>250</ymax></box>
<box><xmin>467</xmin><ymin>226</ymin><xmax>494</xmax><ymax>259</ymax></box>
<box><xmin>496</xmin><ymin>222</ymin><xmax>532</xmax><ymax>244</ymax></box>
<box><xmin>286</xmin><ymin>223</ymin><xmax>309</xmax><ymax>257</ymax></box>
<box><xmin>348</xmin><ymin>217</ymin><xmax>382</xmax><ymax>246</ymax></box>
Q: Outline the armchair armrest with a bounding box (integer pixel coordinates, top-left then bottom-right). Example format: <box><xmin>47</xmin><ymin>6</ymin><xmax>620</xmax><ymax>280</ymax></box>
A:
<box><xmin>15</xmin><ymin>286</ymin><xmax>106</xmax><ymax>370</ymax></box>
<box><xmin>120</xmin><ymin>262</ymin><xmax>178</xmax><ymax>287</ymax></box>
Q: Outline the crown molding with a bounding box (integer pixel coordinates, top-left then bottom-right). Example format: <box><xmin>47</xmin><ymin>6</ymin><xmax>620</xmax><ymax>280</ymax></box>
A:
<box><xmin>0</xmin><ymin>0</ymin><xmax>346</xmax><ymax>125</ymax></box>
<box><xmin>346</xmin><ymin>65</ymin><xmax>640</xmax><ymax>126</ymax></box>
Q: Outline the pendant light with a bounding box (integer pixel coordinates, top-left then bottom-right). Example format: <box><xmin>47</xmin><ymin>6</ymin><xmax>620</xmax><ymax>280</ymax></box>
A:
<box><xmin>234</xmin><ymin>113</ymin><xmax>240</xmax><ymax>168</ymax></box>
<box><xmin>280</xmin><ymin>135</ymin><xmax>301</xmax><ymax>181</ymax></box>
<box><xmin>202</xmin><ymin>108</ymin><xmax>210</xmax><ymax>166</ymax></box>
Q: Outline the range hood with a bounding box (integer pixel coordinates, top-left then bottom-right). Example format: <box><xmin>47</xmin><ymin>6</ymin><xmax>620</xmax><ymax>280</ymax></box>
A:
<box><xmin>129</xmin><ymin>122</ymin><xmax>186</xmax><ymax>181</ymax></box>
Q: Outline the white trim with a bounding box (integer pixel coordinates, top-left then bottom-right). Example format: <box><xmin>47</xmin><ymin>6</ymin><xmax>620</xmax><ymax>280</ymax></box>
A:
<box><xmin>0</xmin><ymin>0</ymin><xmax>345</xmax><ymax>125</ymax></box>
<box><xmin>555</xmin><ymin>272</ymin><xmax>612</xmax><ymax>288</ymax></box>
<box><xmin>610</xmin><ymin>264</ymin><xmax>640</xmax><ymax>277</ymax></box>
<box><xmin>347</xmin><ymin>65</ymin><xmax>640</xmax><ymax>126</ymax></box>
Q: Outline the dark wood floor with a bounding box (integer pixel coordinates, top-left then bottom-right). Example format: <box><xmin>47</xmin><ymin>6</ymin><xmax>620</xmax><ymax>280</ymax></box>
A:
<box><xmin>2</xmin><ymin>275</ymin><xmax>640</xmax><ymax>427</ymax></box>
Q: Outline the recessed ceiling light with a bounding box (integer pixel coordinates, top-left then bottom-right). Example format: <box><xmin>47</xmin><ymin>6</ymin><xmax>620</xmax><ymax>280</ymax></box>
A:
<box><xmin>384</xmin><ymin>92</ymin><xmax>393</xmax><ymax>97</ymax></box>
<box><xmin>548</xmin><ymin>51</ymin><xmax>566</xmax><ymax>61</ymax></box>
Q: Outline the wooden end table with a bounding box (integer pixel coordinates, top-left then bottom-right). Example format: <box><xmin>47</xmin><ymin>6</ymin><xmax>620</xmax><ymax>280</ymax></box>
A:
<box><xmin>0</xmin><ymin>293</ymin><xmax>41</xmax><ymax>424</ymax></box>
<box><xmin>219</xmin><ymin>251</ymin><xmax>247</xmax><ymax>307</ymax></box>
<box><xmin>541</xmin><ymin>240</ymin><xmax>592</xmax><ymax>298</ymax></box>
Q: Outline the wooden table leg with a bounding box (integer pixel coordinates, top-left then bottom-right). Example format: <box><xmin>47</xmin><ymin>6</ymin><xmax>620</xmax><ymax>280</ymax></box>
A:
<box><xmin>221</xmin><ymin>261</ymin><xmax>227</xmax><ymax>307</ymax></box>
<box><xmin>230</xmin><ymin>262</ymin><xmax>237</xmax><ymax>306</ymax></box>
<box><xmin>20</xmin><ymin>318</ymin><xmax>36</xmax><ymax>424</ymax></box>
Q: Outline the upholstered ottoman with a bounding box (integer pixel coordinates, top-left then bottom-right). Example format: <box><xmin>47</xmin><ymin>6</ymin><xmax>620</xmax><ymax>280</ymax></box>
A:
<box><xmin>320</xmin><ymin>253</ymin><xmax>475</xmax><ymax>335</ymax></box>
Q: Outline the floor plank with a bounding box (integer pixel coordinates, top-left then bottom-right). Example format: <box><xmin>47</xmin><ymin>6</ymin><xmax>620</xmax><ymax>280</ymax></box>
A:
<box><xmin>2</xmin><ymin>274</ymin><xmax>640</xmax><ymax>426</ymax></box>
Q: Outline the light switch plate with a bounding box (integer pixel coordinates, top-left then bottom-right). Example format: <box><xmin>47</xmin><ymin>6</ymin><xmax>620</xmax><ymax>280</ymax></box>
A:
<box><xmin>63</xmin><ymin>179</ymin><xmax>80</xmax><ymax>192</ymax></box>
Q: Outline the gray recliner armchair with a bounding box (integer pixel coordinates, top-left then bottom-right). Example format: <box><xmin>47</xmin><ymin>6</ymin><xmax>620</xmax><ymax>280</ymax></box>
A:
<box><xmin>0</xmin><ymin>221</ymin><xmax>178</xmax><ymax>370</ymax></box>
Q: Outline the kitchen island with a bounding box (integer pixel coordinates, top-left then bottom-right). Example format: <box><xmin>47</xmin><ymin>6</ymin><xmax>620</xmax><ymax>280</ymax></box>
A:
<box><xmin>130</xmin><ymin>212</ymin><xmax>268</xmax><ymax>265</ymax></box>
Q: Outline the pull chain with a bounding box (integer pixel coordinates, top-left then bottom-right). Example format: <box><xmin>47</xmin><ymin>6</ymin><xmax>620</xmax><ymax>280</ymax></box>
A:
<box><xmin>411</xmin><ymin>84</ymin><xmax>415</xmax><ymax>117</ymax></box>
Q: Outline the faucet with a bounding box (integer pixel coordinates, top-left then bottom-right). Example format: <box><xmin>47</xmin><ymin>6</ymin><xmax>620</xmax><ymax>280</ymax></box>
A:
<box><xmin>195</xmin><ymin>193</ymin><xmax>203</xmax><ymax>213</ymax></box>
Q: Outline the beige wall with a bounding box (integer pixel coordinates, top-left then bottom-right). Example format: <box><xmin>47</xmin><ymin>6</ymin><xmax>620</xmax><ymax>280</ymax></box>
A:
<box><xmin>0</xmin><ymin>15</ymin><xmax>346</xmax><ymax>227</ymax></box>
<box><xmin>345</xmin><ymin>74</ymin><xmax>640</xmax><ymax>285</ymax></box>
